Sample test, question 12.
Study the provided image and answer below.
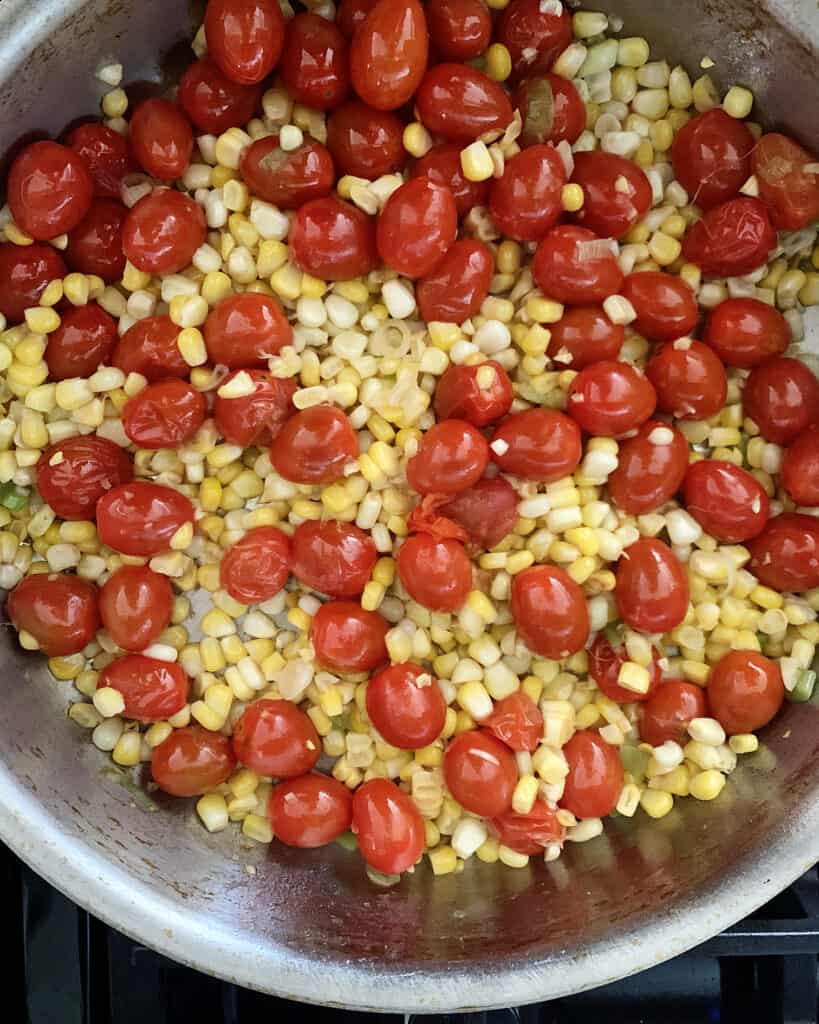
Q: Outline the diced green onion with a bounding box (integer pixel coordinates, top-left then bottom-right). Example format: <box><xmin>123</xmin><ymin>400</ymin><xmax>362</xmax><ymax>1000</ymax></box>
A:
<box><xmin>787</xmin><ymin>669</ymin><xmax>816</xmax><ymax>703</ymax></box>
<box><xmin>0</xmin><ymin>483</ymin><xmax>28</xmax><ymax>512</ymax></box>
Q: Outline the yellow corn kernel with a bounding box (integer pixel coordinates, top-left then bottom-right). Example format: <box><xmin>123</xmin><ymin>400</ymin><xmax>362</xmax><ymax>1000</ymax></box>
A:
<box><xmin>428</xmin><ymin>845</ymin><xmax>458</xmax><ymax>875</ymax></box>
<box><xmin>649</xmin><ymin>231</ymin><xmax>682</xmax><ymax>266</ymax></box>
<box><xmin>640</xmin><ymin>789</ymin><xmax>674</xmax><ymax>819</ymax></box>
<box><xmin>485</xmin><ymin>42</ymin><xmax>512</xmax><ymax>82</ymax></box>
<box><xmin>689</xmin><ymin>769</ymin><xmax>726</xmax><ymax>801</ymax></box>
<box><xmin>723</xmin><ymin>85</ymin><xmax>754</xmax><ymax>119</ymax></box>
<box><xmin>287</xmin><ymin>607</ymin><xmax>311</xmax><ymax>633</ymax></box>
<box><xmin>200</xmin><ymin>637</ymin><xmax>226</xmax><ymax>673</ymax></box>
<box><xmin>561</xmin><ymin>183</ymin><xmax>584</xmax><ymax>212</ymax></box>
<box><xmin>112</xmin><ymin>731</ymin><xmax>142</xmax><ymax>767</ymax></box>
<box><xmin>512</xmin><ymin>774</ymin><xmax>539</xmax><ymax>815</ymax></box>
<box><xmin>373</xmin><ymin>557</ymin><xmax>396</xmax><ymax>586</ymax></box>
<box><xmin>24</xmin><ymin>307</ymin><xmax>60</xmax><ymax>333</ymax></box>
<box><xmin>361</xmin><ymin>580</ymin><xmax>385</xmax><ymax>611</ymax></box>
<box><xmin>102</xmin><ymin>87</ymin><xmax>128</xmax><ymax>118</ymax></box>
<box><xmin>319</xmin><ymin>686</ymin><xmax>344</xmax><ymax>718</ymax></box>
<box><xmin>527</xmin><ymin>297</ymin><xmax>564</xmax><ymax>324</ymax></box>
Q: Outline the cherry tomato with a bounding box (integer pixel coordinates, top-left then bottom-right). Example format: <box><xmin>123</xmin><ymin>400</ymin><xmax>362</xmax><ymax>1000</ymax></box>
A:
<box><xmin>122</xmin><ymin>379</ymin><xmax>207</xmax><ymax>450</ymax></box>
<box><xmin>645</xmin><ymin>338</ymin><xmax>727</xmax><ymax>420</ymax></box>
<box><xmin>511</xmin><ymin>565</ymin><xmax>589</xmax><ymax>659</ymax></box>
<box><xmin>533</xmin><ymin>225</ymin><xmax>624</xmax><ymax>305</ymax></box>
<box><xmin>433</xmin><ymin>360</ymin><xmax>513</xmax><ymax>427</ymax></box>
<box><xmin>219</xmin><ymin>526</ymin><xmax>291</xmax><ymax>604</ymax></box>
<box><xmin>441</xmin><ymin>476</ymin><xmax>519</xmax><ymax>549</ymax></box>
<box><xmin>129</xmin><ymin>99</ymin><xmax>193</xmax><ymax>181</ymax></box>
<box><xmin>351</xmin><ymin>778</ymin><xmax>425</xmax><ymax>874</ymax></box>
<box><xmin>65</xmin><ymin>197</ymin><xmax>127</xmax><ymax>282</ymax></box>
<box><xmin>416</xmin><ymin>239</ymin><xmax>493</xmax><ymax>325</ymax></box>
<box><xmin>752</xmin><ymin>132</ymin><xmax>819</xmax><ymax>231</ymax></box>
<box><xmin>366</xmin><ymin>662</ymin><xmax>446</xmax><ymax>749</ymax></box>
<box><xmin>444</xmin><ymin>730</ymin><xmax>518</xmax><ymax>816</ymax></box>
<box><xmin>178</xmin><ymin>56</ymin><xmax>262</xmax><ymax>133</ymax></box>
<box><xmin>239</xmin><ymin>134</ymin><xmax>335</xmax><ymax>209</ymax></box>
<box><xmin>99</xmin><ymin>565</ymin><xmax>173</xmax><ymax>653</ymax></box>
<box><xmin>616</xmin><ymin>538</ymin><xmax>689</xmax><ymax>634</ymax></box>
<box><xmin>326</xmin><ymin>101</ymin><xmax>406</xmax><ymax>179</ymax></box>
<box><xmin>203</xmin><ymin>292</ymin><xmax>292</xmax><ymax>368</ymax></box>
<box><xmin>684</xmin><ymin>460</ymin><xmax>769</xmax><ymax>542</ymax></box>
<box><xmin>291</xmin><ymin>520</ymin><xmax>377</xmax><ymax>598</ymax></box>
<box><xmin>491</xmin><ymin>408</ymin><xmax>581</xmax><ymax>481</ymax></box>
<box><xmin>98</xmin><ymin>655</ymin><xmax>188</xmax><ymax>723</ymax></box>
<box><xmin>151</xmin><ymin>726</ymin><xmax>236</xmax><ymax>797</ymax></box>
<box><xmin>427</xmin><ymin>0</ymin><xmax>490</xmax><ymax>59</ymax></box>
<box><xmin>620</xmin><ymin>271</ymin><xmax>698</xmax><ymax>341</ymax></box>
<box><xmin>232</xmin><ymin>699</ymin><xmax>320</xmax><ymax>778</ymax></box>
<box><xmin>279</xmin><ymin>13</ymin><xmax>349</xmax><ymax>111</ymax></box>
<box><xmin>571</xmin><ymin>152</ymin><xmax>652</xmax><ymax>240</ymax></box>
<box><xmin>97</xmin><ymin>481</ymin><xmax>195</xmax><ymax>557</ymax></box>
<box><xmin>568</xmin><ymin>361</ymin><xmax>656</xmax><ymax>437</ymax></box>
<box><xmin>489</xmin><ymin>144</ymin><xmax>566</xmax><ymax>241</ymax></box>
<box><xmin>406</xmin><ymin>420</ymin><xmax>489</xmax><ymax>496</ymax></box>
<box><xmin>639</xmin><ymin>680</ymin><xmax>708</xmax><ymax>747</ymax></box>
<box><xmin>410</xmin><ymin>142</ymin><xmax>490</xmax><ymax>217</ymax></box>
<box><xmin>350</xmin><ymin>0</ymin><xmax>428</xmax><ymax>111</ymax></box>
<box><xmin>376</xmin><ymin>176</ymin><xmax>457</xmax><ymax>278</ymax></box>
<box><xmin>747</xmin><ymin>513</ymin><xmax>819</xmax><ymax>592</ymax></box>
<box><xmin>782</xmin><ymin>425</ymin><xmax>819</xmax><ymax>507</ymax></box>
<box><xmin>547</xmin><ymin>305</ymin><xmax>624</xmax><ymax>369</ymax></box>
<box><xmin>496</xmin><ymin>0</ymin><xmax>573</xmax><ymax>78</ymax></box>
<box><xmin>484</xmin><ymin>691</ymin><xmax>544</xmax><ymax>753</ymax></box>
<box><xmin>112</xmin><ymin>315</ymin><xmax>189</xmax><ymax>382</ymax></box>
<box><xmin>270</xmin><ymin>405</ymin><xmax>358</xmax><ymax>484</ymax></box>
<box><xmin>416</xmin><ymin>64</ymin><xmax>514</xmax><ymax>142</ymax></box>
<box><xmin>407</xmin><ymin>494</ymin><xmax>470</xmax><ymax>545</ymax></box>
<box><xmin>703</xmin><ymin>297</ymin><xmax>790</xmax><ymax>369</ymax></box>
<box><xmin>743</xmin><ymin>357</ymin><xmax>819</xmax><ymax>445</ymax></box>
<box><xmin>310</xmin><ymin>600</ymin><xmax>388</xmax><ymax>673</ymax></box>
<box><xmin>515</xmin><ymin>73</ymin><xmax>585</xmax><ymax>147</ymax></box>
<box><xmin>337</xmin><ymin>0</ymin><xmax>378</xmax><ymax>38</ymax></box>
<box><xmin>204</xmin><ymin>0</ymin><xmax>285</xmax><ymax>84</ymax></box>
<box><xmin>0</xmin><ymin>243</ymin><xmax>66</xmax><ymax>323</ymax></box>
<box><xmin>396</xmin><ymin>534</ymin><xmax>472</xmax><ymax>611</ymax></box>
<box><xmin>607</xmin><ymin>419</ymin><xmax>688</xmax><ymax>515</ymax></box>
<box><xmin>213</xmin><ymin>369</ymin><xmax>296</xmax><ymax>446</ymax></box>
<box><xmin>560</xmin><ymin>731</ymin><xmax>623</xmax><ymax>819</ymax></box>
<box><xmin>588</xmin><ymin>633</ymin><xmax>662</xmax><ymax>703</ymax></box>
<box><xmin>45</xmin><ymin>303</ymin><xmax>118</xmax><ymax>380</ymax></box>
<box><xmin>7</xmin><ymin>573</ymin><xmax>100</xmax><ymax>657</ymax></box>
<box><xmin>707</xmin><ymin>650</ymin><xmax>784</xmax><ymax>735</ymax></box>
<box><xmin>36</xmin><ymin>435</ymin><xmax>133</xmax><ymax>521</ymax></box>
<box><xmin>8</xmin><ymin>140</ymin><xmax>93</xmax><ymax>240</ymax></box>
<box><xmin>122</xmin><ymin>189</ymin><xmax>206</xmax><ymax>274</ymax></box>
<box><xmin>268</xmin><ymin>773</ymin><xmax>353</xmax><ymax>848</ymax></box>
<box><xmin>682</xmin><ymin>196</ymin><xmax>776</xmax><ymax>277</ymax></box>
<box><xmin>490</xmin><ymin>800</ymin><xmax>564</xmax><ymax>855</ymax></box>
<box><xmin>671</xmin><ymin>109</ymin><xmax>755</xmax><ymax>210</ymax></box>
<box><xmin>66</xmin><ymin>121</ymin><xmax>136</xmax><ymax>199</ymax></box>
<box><xmin>289</xmin><ymin>197</ymin><xmax>378</xmax><ymax>281</ymax></box>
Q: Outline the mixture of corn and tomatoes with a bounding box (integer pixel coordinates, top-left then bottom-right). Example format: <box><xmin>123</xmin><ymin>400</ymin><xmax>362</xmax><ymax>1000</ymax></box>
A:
<box><xmin>2</xmin><ymin>0</ymin><xmax>819</xmax><ymax>881</ymax></box>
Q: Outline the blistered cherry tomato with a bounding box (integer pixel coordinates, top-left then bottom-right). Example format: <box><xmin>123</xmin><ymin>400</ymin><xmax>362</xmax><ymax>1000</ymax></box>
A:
<box><xmin>219</xmin><ymin>526</ymin><xmax>291</xmax><ymax>604</ymax></box>
<box><xmin>560</xmin><ymin>731</ymin><xmax>623</xmax><ymax>819</ymax></box>
<box><xmin>310</xmin><ymin>600</ymin><xmax>388</xmax><ymax>673</ymax></box>
<box><xmin>639</xmin><ymin>680</ymin><xmax>708</xmax><ymax>747</ymax></box>
<box><xmin>45</xmin><ymin>303</ymin><xmax>118</xmax><ymax>380</ymax></box>
<box><xmin>416</xmin><ymin>239</ymin><xmax>493</xmax><ymax>324</ymax></box>
<box><xmin>232</xmin><ymin>699</ymin><xmax>320</xmax><ymax>778</ymax></box>
<box><xmin>203</xmin><ymin>292</ymin><xmax>292</xmax><ymax>368</ymax></box>
<box><xmin>7</xmin><ymin>574</ymin><xmax>99</xmax><ymax>657</ymax></box>
<box><xmin>204</xmin><ymin>0</ymin><xmax>285</xmax><ymax>84</ymax></box>
<box><xmin>129</xmin><ymin>98</ymin><xmax>193</xmax><ymax>181</ymax></box>
<box><xmin>326</xmin><ymin>102</ymin><xmax>405</xmax><ymax>179</ymax></box>
<box><xmin>547</xmin><ymin>305</ymin><xmax>623</xmax><ymax>369</ymax></box>
<box><xmin>568</xmin><ymin>361</ymin><xmax>656</xmax><ymax>437</ymax></box>
<box><xmin>269</xmin><ymin>773</ymin><xmax>353</xmax><ymax>848</ymax></box>
<box><xmin>396</xmin><ymin>534</ymin><xmax>472</xmax><ymax>611</ymax></box>
<box><xmin>491</xmin><ymin>408</ymin><xmax>581</xmax><ymax>482</ymax></box>
<box><xmin>151</xmin><ymin>726</ymin><xmax>236</xmax><ymax>797</ymax></box>
<box><xmin>36</xmin><ymin>435</ymin><xmax>133</xmax><ymax>521</ymax></box>
<box><xmin>122</xmin><ymin>379</ymin><xmax>207</xmax><ymax>450</ymax></box>
<box><xmin>98</xmin><ymin>655</ymin><xmax>188</xmax><ymax>723</ymax></box>
<box><xmin>671</xmin><ymin>109</ymin><xmax>755</xmax><ymax>210</ymax></box>
<box><xmin>496</xmin><ymin>0</ymin><xmax>573</xmax><ymax>78</ymax></box>
<box><xmin>434</xmin><ymin>360</ymin><xmax>513</xmax><ymax>427</ymax></box>
<box><xmin>97</xmin><ymin>482</ymin><xmax>195</xmax><ymax>557</ymax></box>
<box><xmin>752</xmin><ymin>132</ymin><xmax>819</xmax><ymax>231</ymax></box>
<box><xmin>515</xmin><ymin>73</ymin><xmax>586</xmax><ymax>146</ymax></box>
<box><xmin>511</xmin><ymin>565</ymin><xmax>589</xmax><ymax>659</ymax></box>
<box><xmin>707</xmin><ymin>650</ymin><xmax>784</xmax><ymax>735</ymax></box>
<box><xmin>443</xmin><ymin>731</ymin><xmax>517</xmax><ymax>816</ymax></box>
<box><xmin>684</xmin><ymin>460</ymin><xmax>769</xmax><ymax>542</ymax></box>
<box><xmin>178</xmin><ymin>56</ymin><xmax>262</xmax><ymax>133</ymax></box>
<box><xmin>352</xmin><ymin>778</ymin><xmax>425</xmax><ymax>874</ymax></box>
<box><xmin>782</xmin><ymin>425</ymin><xmax>819</xmax><ymax>507</ymax></box>
<box><xmin>65</xmin><ymin>198</ymin><xmax>127</xmax><ymax>281</ymax></box>
<box><xmin>407</xmin><ymin>494</ymin><xmax>470</xmax><ymax>544</ymax></box>
<box><xmin>589</xmin><ymin>633</ymin><xmax>662</xmax><ymax>703</ymax></box>
<box><xmin>747</xmin><ymin>513</ymin><xmax>819</xmax><ymax>592</ymax></box>
<box><xmin>607</xmin><ymin>419</ymin><xmax>688</xmax><ymax>515</ymax></box>
<box><xmin>213</xmin><ymin>369</ymin><xmax>296</xmax><ymax>446</ymax></box>
<box><xmin>337</xmin><ymin>0</ymin><xmax>377</xmax><ymax>37</ymax></box>
<box><xmin>66</xmin><ymin>121</ymin><xmax>136</xmax><ymax>199</ymax></box>
<box><xmin>427</xmin><ymin>0</ymin><xmax>490</xmax><ymax>59</ymax></box>
<box><xmin>240</xmin><ymin>134</ymin><xmax>335</xmax><ymax>209</ymax></box>
<box><xmin>703</xmin><ymin>297</ymin><xmax>790</xmax><ymax>369</ymax></box>
<box><xmin>112</xmin><ymin>315</ymin><xmax>189</xmax><ymax>382</ymax></box>
<box><xmin>442</xmin><ymin>476</ymin><xmax>519</xmax><ymax>550</ymax></box>
<box><xmin>490</xmin><ymin>800</ymin><xmax>563</xmax><ymax>856</ymax></box>
<box><xmin>350</xmin><ymin>0</ymin><xmax>428</xmax><ymax>111</ymax></box>
<box><xmin>291</xmin><ymin>520</ymin><xmax>376</xmax><ymax>598</ymax></box>
<box><xmin>410</xmin><ymin>142</ymin><xmax>489</xmax><ymax>217</ymax></box>
<box><xmin>366</xmin><ymin>662</ymin><xmax>447</xmax><ymax>749</ymax></box>
<box><xmin>743</xmin><ymin>357</ymin><xmax>819</xmax><ymax>445</ymax></box>
<box><xmin>416</xmin><ymin>64</ymin><xmax>514</xmax><ymax>142</ymax></box>
<box><xmin>271</xmin><ymin>405</ymin><xmax>358</xmax><ymax>484</ymax></box>
<box><xmin>489</xmin><ymin>144</ymin><xmax>566</xmax><ymax>241</ymax></box>
<box><xmin>8</xmin><ymin>140</ymin><xmax>93</xmax><ymax>240</ymax></box>
<box><xmin>289</xmin><ymin>197</ymin><xmax>378</xmax><ymax>280</ymax></box>
<box><xmin>533</xmin><ymin>225</ymin><xmax>624</xmax><ymax>305</ymax></box>
<box><xmin>406</xmin><ymin>420</ymin><xmax>489</xmax><ymax>496</ymax></box>
<box><xmin>0</xmin><ymin>243</ymin><xmax>66</xmax><ymax>323</ymax></box>
<box><xmin>682</xmin><ymin>196</ymin><xmax>776</xmax><ymax>277</ymax></box>
<box><xmin>621</xmin><ymin>271</ymin><xmax>698</xmax><ymax>341</ymax></box>
<box><xmin>484</xmin><ymin>691</ymin><xmax>544</xmax><ymax>753</ymax></box>
<box><xmin>645</xmin><ymin>338</ymin><xmax>727</xmax><ymax>420</ymax></box>
<box><xmin>616</xmin><ymin>538</ymin><xmax>689</xmax><ymax>634</ymax></box>
<box><xmin>377</xmin><ymin>176</ymin><xmax>457</xmax><ymax>278</ymax></box>
<box><xmin>279</xmin><ymin>13</ymin><xmax>349</xmax><ymax>111</ymax></box>
<box><xmin>122</xmin><ymin>189</ymin><xmax>206</xmax><ymax>274</ymax></box>
<box><xmin>99</xmin><ymin>565</ymin><xmax>173</xmax><ymax>653</ymax></box>
<box><xmin>571</xmin><ymin>152</ymin><xmax>652</xmax><ymax>239</ymax></box>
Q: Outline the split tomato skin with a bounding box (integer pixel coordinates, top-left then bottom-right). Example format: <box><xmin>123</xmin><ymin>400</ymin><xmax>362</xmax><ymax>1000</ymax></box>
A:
<box><xmin>589</xmin><ymin>633</ymin><xmax>663</xmax><ymax>704</ymax></box>
<box><xmin>496</xmin><ymin>0</ymin><xmax>573</xmax><ymax>78</ymax></box>
<box><xmin>639</xmin><ymin>681</ymin><xmax>709</xmax><ymax>747</ymax></box>
<box><xmin>442</xmin><ymin>477</ymin><xmax>519</xmax><ymax>550</ymax></box>
<box><xmin>213</xmin><ymin>370</ymin><xmax>296</xmax><ymax>447</ymax></box>
<box><xmin>122</xmin><ymin>379</ymin><xmax>207</xmax><ymax>450</ymax></box>
<box><xmin>752</xmin><ymin>132</ymin><xmax>819</xmax><ymax>231</ymax></box>
<box><xmin>681</xmin><ymin>196</ymin><xmax>776</xmax><ymax>278</ymax></box>
<box><xmin>671</xmin><ymin>109</ymin><xmax>755</xmax><ymax>210</ymax></box>
<box><xmin>219</xmin><ymin>526</ymin><xmax>292</xmax><ymax>605</ymax></box>
<box><xmin>112</xmin><ymin>315</ymin><xmax>189</xmax><ymax>382</ymax></box>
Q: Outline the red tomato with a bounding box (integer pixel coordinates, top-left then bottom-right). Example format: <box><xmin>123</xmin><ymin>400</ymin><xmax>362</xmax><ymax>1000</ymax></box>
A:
<box><xmin>45</xmin><ymin>303</ymin><xmax>118</xmax><ymax>380</ymax></box>
<box><xmin>396</xmin><ymin>534</ymin><xmax>472</xmax><ymax>611</ymax></box>
<box><xmin>270</xmin><ymin>405</ymin><xmax>358</xmax><ymax>484</ymax></box>
<box><xmin>639</xmin><ymin>680</ymin><xmax>708</xmax><ymax>747</ymax></box>
<box><xmin>515</xmin><ymin>73</ymin><xmax>586</xmax><ymax>147</ymax></box>
<box><xmin>490</xmin><ymin>800</ymin><xmax>563</xmax><ymax>855</ymax></box>
<box><xmin>427</xmin><ymin>0</ymin><xmax>491</xmax><ymax>59</ymax></box>
<box><xmin>376</xmin><ymin>176</ymin><xmax>457</xmax><ymax>278</ymax></box>
<box><xmin>219</xmin><ymin>526</ymin><xmax>291</xmax><ymax>604</ymax></box>
<box><xmin>8</xmin><ymin>141</ymin><xmax>93</xmax><ymax>240</ymax></box>
<box><xmin>129</xmin><ymin>99</ymin><xmax>193</xmax><ymax>181</ymax></box>
<box><xmin>491</xmin><ymin>408</ymin><xmax>582</xmax><ymax>481</ymax></box>
<box><xmin>616</xmin><ymin>538</ymin><xmax>689</xmax><ymax>634</ymax></box>
<box><xmin>511</xmin><ymin>565</ymin><xmax>589</xmax><ymax>659</ymax></box>
<box><xmin>533</xmin><ymin>225</ymin><xmax>624</xmax><ymax>305</ymax></box>
<box><xmin>752</xmin><ymin>132</ymin><xmax>819</xmax><ymax>231</ymax></box>
<box><xmin>178</xmin><ymin>56</ymin><xmax>262</xmax><ymax>133</ymax></box>
<box><xmin>410</xmin><ymin>142</ymin><xmax>490</xmax><ymax>217</ymax></box>
<box><xmin>484</xmin><ymin>691</ymin><xmax>544</xmax><ymax>753</ymax></box>
<box><xmin>683</xmin><ymin>460</ymin><xmax>770</xmax><ymax>542</ymax></box>
<box><xmin>204</xmin><ymin>0</ymin><xmax>285</xmax><ymax>84</ymax></box>
<box><xmin>0</xmin><ymin>243</ymin><xmax>66</xmax><ymax>323</ymax></box>
<box><xmin>547</xmin><ymin>305</ymin><xmax>624</xmax><ymax>369</ymax></box>
<box><xmin>671</xmin><ymin>109</ymin><xmax>755</xmax><ymax>210</ymax></box>
<box><xmin>352</xmin><ymin>778</ymin><xmax>425</xmax><ymax>874</ymax></box>
<box><xmin>747</xmin><ymin>513</ymin><xmax>819</xmax><ymax>592</ymax></box>
<box><xmin>239</xmin><ymin>135</ymin><xmax>335</xmax><ymax>209</ymax></box>
<box><xmin>66</xmin><ymin>121</ymin><xmax>136</xmax><ymax>199</ymax></box>
<box><xmin>568</xmin><ymin>361</ymin><xmax>656</xmax><ymax>437</ymax></box>
<box><xmin>560</xmin><ymin>731</ymin><xmax>623</xmax><ymax>819</ymax></box>
<box><xmin>269</xmin><ymin>773</ymin><xmax>353</xmax><ymax>848</ymax></box>
<box><xmin>489</xmin><ymin>144</ymin><xmax>566</xmax><ymax>241</ymax></box>
<box><xmin>232</xmin><ymin>699</ymin><xmax>320</xmax><ymax>778</ymax></box>
<box><xmin>337</xmin><ymin>0</ymin><xmax>377</xmax><ymax>37</ymax></box>
<box><xmin>621</xmin><ymin>271</ymin><xmax>699</xmax><ymax>342</ymax></box>
<box><xmin>291</xmin><ymin>520</ymin><xmax>376</xmax><ymax>598</ymax></box>
<box><xmin>571</xmin><ymin>152</ymin><xmax>652</xmax><ymax>240</ymax></box>
<box><xmin>349</xmin><ymin>0</ymin><xmax>428</xmax><ymax>111</ymax></box>
<box><xmin>743</xmin><ymin>358</ymin><xmax>819</xmax><ymax>445</ymax></box>
<box><xmin>607</xmin><ymin>419</ymin><xmax>689</xmax><ymax>515</ymax></box>
<box><xmin>98</xmin><ymin>654</ymin><xmax>188</xmax><ymax>723</ymax></box>
<box><xmin>97</xmin><ymin>482</ymin><xmax>195</xmax><ymax>557</ymax></box>
<box><xmin>702</xmin><ymin>297</ymin><xmax>791</xmax><ymax>369</ymax></box>
<box><xmin>782</xmin><ymin>424</ymin><xmax>819</xmax><ymax>507</ymax></box>
<box><xmin>406</xmin><ymin>420</ymin><xmax>489</xmax><ymax>495</ymax></box>
<box><xmin>433</xmin><ymin>360</ymin><xmax>513</xmax><ymax>427</ymax></box>
<box><xmin>213</xmin><ymin>369</ymin><xmax>296</xmax><ymax>446</ymax></box>
<box><xmin>279</xmin><ymin>13</ymin><xmax>349</xmax><ymax>111</ymax></box>
<box><xmin>289</xmin><ymin>197</ymin><xmax>378</xmax><ymax>281</ymax></box>
<box><xmin>36</xmin><ymin>435</ymin><xmax>133</xmax><ymax>521</ymax></box>
<box><xmin>588</xmin><ymin>633</ymin><xmax>662</xmax><ymax>704</ymax></box>
<box><xmin>441</xmin><ymin>476</ymin><xmax>519</xmax><ymax>549</ymax></box>
<box><xmin>407</xmin><ymin>494</ymin><xmax>470</xmax><ymax>545</ymax></box>
<box><xmin>496</xmin><ymin>0</ymin><xmax>573</xmax><ymax>78</ymax></box>
<box><xmin>99</xmin><ymin>565</ymin><xmax>173</xmax><ymax>653</ymax></box>
<box><xmin>151</xmin><ymin>726</ymin><xmax>236</xmax><ymax>797</ymax></box>
<box><xmin>366</xmin><ymin>662</ymin><xmax>446</xmax><ymax>749</ymax></box>
<box><xmin>122</xmin><ymin>379</ymin><xmax>207</xmax><ymax>450</ymax></box>
<box><xmin>707</xmin><ymin>650</ymin><xmax>784</xmax><ymax>735</ymax></box>
<box><xmin>203</xmin><ymin>292</ymin><xmax>292</xmax><ymax>368</ymax></box>
<box><xmin>65</xmin><ymin>197</ymin><xmax>127</xmax><ymax>282</ymax></box>
<box><xmin>645</xmin><ymin>338</ymin><xmax>727</xmax><ymax>420</ymax></box>
<box><xmin>326</xmin><ymin>102</ymin><xmax>406</xmax><ymax>179</ymax></box>
<box><xmin>122</xmin><ymin>189</ymin><xmax>206</xmax><ymax>274</ymax></box>
<box><xmin>681</xmin><ymin>196</ymin><xmax>776</xmax><ymax>277</ymax></box>
<box><xmin>310</xmin><ymin>600</ymin><xmax>388</xmax><ymax>673</ymax></box>
<box><xmin>7</xmin><ymin>573</ymin><xmax>99</xmax><ymax>657</ymax></box>
<box><xmin>416</xmin><ymin>239</ymin><xmax>494</xmax><ymax>324</ymax></box>
<box><xmin>112</xmin><ymin>315</ymin><xmax>189</xmax><ymax>382</ymax></box>
<box><xmin>415</xmin><ymin>64</ymin><xmax>514</xmax><ymax>142</ymax></box>
<box><xmin>444</xmin><ymin>730</ymin><xmax>517</xmax><ymax>816</ymax></box>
